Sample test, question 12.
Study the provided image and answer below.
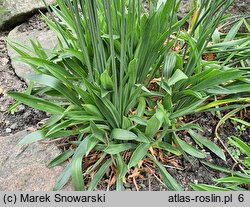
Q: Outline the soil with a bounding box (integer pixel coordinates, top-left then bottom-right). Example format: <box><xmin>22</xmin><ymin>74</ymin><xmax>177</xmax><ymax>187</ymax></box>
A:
<box><xmin>0</xmin><ymin>15</ymin><xmax>48</xmax><ymax>136</ymax></box>
<box><xmin>0</xmin><ymin>3</ymin><xmax>249</xmax><ymax>191</ymax></box>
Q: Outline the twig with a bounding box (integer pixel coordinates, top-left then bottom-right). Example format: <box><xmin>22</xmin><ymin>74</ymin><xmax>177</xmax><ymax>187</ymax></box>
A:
<box><xmin>152</xmin><ymin>173</ymin><xmax>166</xmax><ymax>187</ymax></box>
<box><xmin>106</xmin><ymin>175</ymin><xmax>112</xmax><ymax>191</ymax></box>
<box><xmin>148</xmin><ymin>175</ymin><xmax>152</xmax><ymax>191</ymax></box>
<box><xmin>231</xmin><ymin>162</ymin><xmax>239</xmax><ymax>176</ymax></box>
<box><xmin>144</xmin><ymin>164</ymin><xmax>166</xmax><ymax>187</ymax></box>
<box><xmin>163</xmin><ymin>165</ymin><xmax>184</xmax><ymax>171</ymax></box>
<box><xmin>215</xmin><ymin>109</ymin><xmax>247</xmax><ymax>174</ymax></box>
<box><xmin>133</xmin><ymin>177</ymin><xmax>140</xmax><ymax>191</ymax></box>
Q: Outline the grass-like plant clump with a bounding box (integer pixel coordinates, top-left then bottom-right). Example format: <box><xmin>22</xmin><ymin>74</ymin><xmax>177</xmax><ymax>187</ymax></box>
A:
<box><xmin>8</xmin><ymin>0</ymin><xmax>250</xmax><ymax>191</ymax></box>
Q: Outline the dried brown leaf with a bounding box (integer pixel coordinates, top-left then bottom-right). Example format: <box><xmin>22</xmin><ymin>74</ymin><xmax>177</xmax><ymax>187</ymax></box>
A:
<box><xmin>128</xmin><ymin>168</ymin><xmax>140</xmax><ymax>179</ymax></box>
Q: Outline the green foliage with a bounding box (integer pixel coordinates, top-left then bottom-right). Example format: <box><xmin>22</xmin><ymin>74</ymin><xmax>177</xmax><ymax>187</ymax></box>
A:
<box><xmin>231</xmin><ymin>117</ymin><xmax>250</xmax><ymax>136</ymax></box>
<box><xmin>8</xmin><ymin>0</ymin><xmax>250</xmax><ymax>191</ymax></box>
<box><xmin>192</xmin><ymin>118</ymin><xmax>250</xmax><ymax>191</ymax></box>
<box><xmin>228</xmin><ymin>135</ymin><xmax>250</xmax><ymax>170</ymax></box>
<box><xmin>191</xmin><ymin>159</ymin><xmax>250</xmax><ymax>191</ymax></box>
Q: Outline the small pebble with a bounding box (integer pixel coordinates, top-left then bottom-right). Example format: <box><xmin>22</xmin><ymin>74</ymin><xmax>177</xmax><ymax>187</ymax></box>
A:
<box><xmin>124</xmin><ymin>183</ymin><xmax>131</xmax><ymax>188</ymax></box>
<box><xmin>17</xmin><ymin>105</ymin><xmax>25</xmax><ymax>111</ymax></box>
<box><xmin>219</xmin><ymin>173</ymin><xmax>227</xmax><ymax>178</ymax></box>
<box><xmin>23</xmin><ymin>111</ymin><xmax>31</xmax><ymax>119</ymax></box>
<box><xmin>1</xmin><ymin>57</ymin><xmax>9</xmax><ymax>65</ymax></box>
<box><xmin>6</xmin><ymin>128</ymin><xmax>12</xmax><ymax>133</ymax></box>
<box><xmin>10</xmin><ymin>123</ymin><xmax>18</xmax><ymax>130</ymax></box>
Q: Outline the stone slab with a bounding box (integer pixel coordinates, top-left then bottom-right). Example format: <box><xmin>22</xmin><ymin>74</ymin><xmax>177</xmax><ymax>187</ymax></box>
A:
<box><xmin>7</xmin><ymin>25</ymin><xmax>57</xmax><ymax>83</ymax></box>
<box><xmin>0</xmin><ymin>130</ymin><xmax>72</xmax><ymax>191</ymax></box>
<box><xmin>0</xmin><ymin>0</ymin><xmax>54</xmax><ymax>29</ymax></box>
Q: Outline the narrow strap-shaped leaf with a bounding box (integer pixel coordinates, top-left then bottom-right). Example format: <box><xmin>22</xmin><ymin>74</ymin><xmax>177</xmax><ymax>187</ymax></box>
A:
<box><xmin>71</xmin><ymin>156</ymin><xmax>85</xmax><ymax>191</ymax></box>
<box><xmin>85</xmin><ymin>153</ymin><xmax>107</xmax><ymax>175</ymax></box>
<box><xmin>168</xmin><ymin>69</ymin><xmax>188</xmax><ymax>86</ymax></box>
<box><xmin>8</xmin><ymin>92</ymin><xmax>65</xmax><ymax>114</ymax></box>
<box><xmin>17</xmin><ymin>56</ymin><xmax>74</xmax><ymax>87</ymax></box>
<box><xmin>173</xmin><ymin>133</ymin><xmax>206</xmax><ymax>159</ymax></box>
<box><xmin>188</xmin><ymin>129</ymin><xmax>225</xmax><ymax>160</ymax></box>
<box><xmin>228</xmin><ymin>136</ymin><xmax>250</xmax><ymax>157</ymax></box>
<box><xmin>104</xmin><ymin>143</ymin><xmax>137</xmax><ymax>155</ymax></box>
<box><xmin>216</xmin><ymin>176</ymin><xmax>250</xmax><ymax>184</ymax></box>
<box><xmin>90</xmin><ymin>121</ymin><xmax>106</xmax><ymax>143</ymax></box>
<box><xmin>45</xmin><ymin>114</ymin><xmax>64</xmax><ymax>128</ymax></box>
<box><xmin>48</xmin><ymin>130</ymin><xmax>80</xmax><ymax>139</ymax></box>
<box><xmin>48</xmin><ymin>149</ymin><xmax>74</xmax><ymax>168</ymax></box>
<box><xmin>136</xmin><ymin>97</ymin><xmax>146</xmax><ymax>117</ymax></box>
<box><xmin>116</xmin><ymin>154</ymin><xmax>127</xmax><ymax>191</ymax></box>
<box><xmin>196</xmin><ymin>98</ymin><xmax>250</xmax><ymax>112</ymax></box>
<box><xmin>128</xmin><ymin>143</ymin><xmax>151</xmax><ymax>168</ymax></box>
<box><xmin>71</xmin><ymin>135</ymin><xmax>99</xmax><ymax>191</ymax></box>
<box><xmin>163</xmin><ymin>52</ymin><xmax>176</xmax><ymax>79</ymax></box>
<box><xmin>153</xmin><ymin>142</ymin><xmax>181</xmax><ymax>155</ymax></box>
<box><xmin>145</xmin><ymin>109</ymin><xmax>164</xmax><ymax>137</ymax></box>
<box><xmin>91</xmin><ymin>90</ymin><xmax>120</xmax><ymax>128</ymax></box>
<box><xmin>148</xmin><ymin>154</ymin><xmax>182</xmax><ymax>191</ymax></box>
<box><xmin>83</xmin><ymin>104</ymin><xmax>104</xmax><ymax>118</ymax></box>
<box><xmin>74</xmin><ymin>135</ymin><xmax>99</xmax><ymax>158</ymax></box>
<box><xmin>111</xmin><ymin>128</ymin><xmax>138</xmax><ymax>141</ymax></box>
<box><xmin>224</xmin><ymin>19</ymin><xmax>244</xmax><ymax>42</ymax></box>
<box><xmin>88</xmin><ymin>158</ymin><xmax>112</xmax><ymax>191</ymax></box>
<box><xmin>129</xmin><ymin>116</ymin><xmax>147</xmax><ymax>126</ymax></box>
<box><xmin>46</xmin><ymin>120</ymin><xmax>81</xmax><ymax>137</ymax></box>
<box><xmin>201</xmin><ymin>161</ymin><xmax>250</xmax><ymax>179</ymax></box>
<box><xmin>177</xmin><ymin>90</ymin><xmax>203</xmax><ymax>100</ymax></box>
<box><xmin>191</xmin><ymin>70</ymin><xmax>244</xmax><ymax>92</ymax></box>
<box><xmin>230</xmin><ymin>118</ymin><xmax>250</xmax><ymax>127</ymax></box>
<box><xmin>18</xmin><ymin>130</ymin><xmax>47</xmax><ymax>145</ymax></box>
<box><xmin>100</xmin><ymin>70</ymin><xmax>114</xmax><ymax>90</ymax></box>
<box><xmin>190</xmin><ymin>184</ymin><xmax>230</xmax><ymax>191</ymax></box>
<box><xmin>53</xmin><ymin>162</ymin><xmax>72</xmax><ymax>191</ymax></box>
<box><xmin>27</xmin><ymin>74</ymin><xmax>82</xmax><ymax>106</ymax></box>
<box><xmin>171</xmin><ymin>98</ymin><xmax>207</xmax><ymax>119</ymax></box>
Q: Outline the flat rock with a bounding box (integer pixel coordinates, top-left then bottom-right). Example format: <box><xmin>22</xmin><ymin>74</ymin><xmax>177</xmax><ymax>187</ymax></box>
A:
<box><xmin>0</xmin><ymin>130</ymin><xmax>72</xmax><ymax>191</ymax></box>
<box><xmin>7</xmin><ymin>25</ymin><xmax>57</xmax><ymax>83</ymax></box>
<box><xmin>0</xmin><ymin>0</ymin><xmax>54</xmax><ymax>29</ymax></box>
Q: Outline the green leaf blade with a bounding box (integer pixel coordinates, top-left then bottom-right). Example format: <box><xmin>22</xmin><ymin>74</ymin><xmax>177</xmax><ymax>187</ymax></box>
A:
<box><xmin>173</xmin><ymin>134</ymin><xmax>206</xmax><ymax>159</ymax></box>
<box><xmin>189</xmin><ymin>129</ymin><xmax>226</xmax><ymax>160</ymax></box>
<box><xmin>128</xmin><ymin>143</ymin><xmax>151</xmax><ymax>168</ymax></box>
<box><xmin>111</xmin><ymin>128</ymin><xmax>138</xmax><ymax>141</ymax></box>
<box><xmin>88</xmin><ymin>158</ymin><xmax>112</xmax><ymax>191</ymax></box>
